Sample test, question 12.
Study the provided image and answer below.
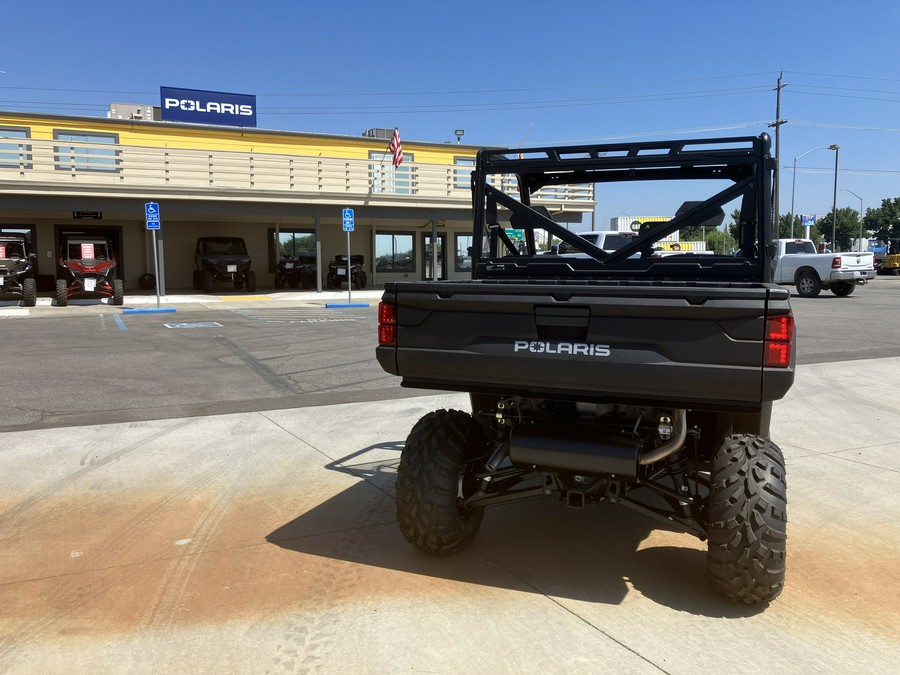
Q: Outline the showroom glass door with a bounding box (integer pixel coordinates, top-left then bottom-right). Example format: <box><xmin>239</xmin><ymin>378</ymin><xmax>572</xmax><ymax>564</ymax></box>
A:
<box><xmin>422</xmin><ymin>233</ymin><xmax>446</xmax><ymax>280</ymax></box>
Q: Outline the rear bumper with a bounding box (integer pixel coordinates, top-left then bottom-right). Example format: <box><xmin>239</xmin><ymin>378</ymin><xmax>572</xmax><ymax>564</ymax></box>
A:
<box><xmin>830</xmin><ymin>269</ymin><xmax>875</xmax><ymax>283</ymax></box>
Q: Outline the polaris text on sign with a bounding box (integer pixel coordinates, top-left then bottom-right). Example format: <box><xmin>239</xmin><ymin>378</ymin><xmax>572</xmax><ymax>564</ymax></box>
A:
<box><xmin>159</xmin><ymin>86</ymin><xmax>257</xmax><ymax>127</ymax></box>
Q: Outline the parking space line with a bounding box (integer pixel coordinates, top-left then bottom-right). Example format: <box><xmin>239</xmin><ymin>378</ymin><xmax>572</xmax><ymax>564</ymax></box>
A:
<box><xmin>113</xmin><ymin>314</ymin><xmax>127</xmax><ymax>331</ymax></box>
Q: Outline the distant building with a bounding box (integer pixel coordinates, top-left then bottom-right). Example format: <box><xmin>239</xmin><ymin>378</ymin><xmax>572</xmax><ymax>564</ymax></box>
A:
<box><xmin>0</xmin><ymin>109</ymin><xmax>593</xmax><ymax>291</ymax></box>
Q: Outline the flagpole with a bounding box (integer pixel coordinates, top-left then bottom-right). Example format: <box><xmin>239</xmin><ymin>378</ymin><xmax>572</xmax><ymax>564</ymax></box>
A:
<box><xmin>380</xmin><ymin>128</ymin><xmax>398</xmax><ymax>165</ymax></box>
<box><xmin>379</xmin><ymin>138</ymin><xmax>392</xmax><ymax>165</ymax></box>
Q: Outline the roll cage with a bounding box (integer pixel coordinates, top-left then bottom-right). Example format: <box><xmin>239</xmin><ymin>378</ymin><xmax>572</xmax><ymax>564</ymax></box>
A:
<box><xmin>471</xmin><ymin>134</ymin><xmax>774</xmax><ymax>283</ymax></box>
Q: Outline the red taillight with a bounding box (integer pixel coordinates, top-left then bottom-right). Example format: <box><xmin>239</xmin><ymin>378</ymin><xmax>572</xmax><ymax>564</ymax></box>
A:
<box><xmin>378</xmin><ymin>302</ymin><xmax>395</xmax><ymax>325</ymax></box>
<box><xmin>764</xmin><ymin>314</ymin><xmax>794</xmax><ymax>368</ymax></box>
<box><xmin>765</xmin><ymin>342</ymin><xmax>791</xmax><ymax>367</ymax></box>
<box><xmin>378</xmin><ymin>302</ymin><xmax>396</xmax><ymax>346</ymax></box>
<box><xmin>832</xmin><ymin>257</ymin><xmax>841</xmax><ymax>269</ymax></box>
<box><xmin>766</xmin><ymin>315</ymin><xmax>793</xmax><ymax>341</ymax></box>
<box><xmin>378</xmin><ymin>324</ymin><xmax>396</xmax><ymax>345</ymax></box>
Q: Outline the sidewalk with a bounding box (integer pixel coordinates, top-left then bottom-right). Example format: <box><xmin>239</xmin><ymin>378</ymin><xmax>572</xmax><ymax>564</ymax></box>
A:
<box><xmin>0</xmin><ymin>357</ymin><xmax>898</xmax><ymax>672</ymax></box>
<box><xmin>1</xmin><ymin>287</ymin><xmax>387</xmax><ymax>313</ymax></box>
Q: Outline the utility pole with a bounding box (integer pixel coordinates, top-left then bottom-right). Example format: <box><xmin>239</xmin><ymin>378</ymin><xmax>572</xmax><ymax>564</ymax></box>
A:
<box><xmin>769</xmin><ymin>72</ymin><xmax>788</xmax><ymax>226</ymax></box>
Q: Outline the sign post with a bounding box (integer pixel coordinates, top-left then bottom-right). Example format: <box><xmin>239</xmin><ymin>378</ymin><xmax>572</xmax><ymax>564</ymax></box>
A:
<box><xmin>145</xmin><ymin>202</ymin><xmax>162</xmax><ymax>308</ymax></box>
<box><xmin>342</xmin><ymin>208</ymin><xmax>355</xmax><ymax>303</ymax></box>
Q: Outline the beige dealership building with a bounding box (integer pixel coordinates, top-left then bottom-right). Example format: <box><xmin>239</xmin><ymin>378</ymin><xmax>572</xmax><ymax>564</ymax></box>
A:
<box><xmin>0</xmin><ymin>108</ymin><xmax>595</xmax><ymax>292</ymax></box>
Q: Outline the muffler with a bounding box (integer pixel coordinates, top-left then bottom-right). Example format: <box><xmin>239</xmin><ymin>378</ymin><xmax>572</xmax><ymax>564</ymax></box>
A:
<box><xmin>508</xmin><ymin>421</ymin><xmax>640</xmax><ymax>479</ymax></box>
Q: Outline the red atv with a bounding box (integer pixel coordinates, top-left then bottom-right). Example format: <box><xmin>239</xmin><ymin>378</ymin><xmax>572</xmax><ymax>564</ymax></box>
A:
<box><xmin>56</xmin><ymin>236</ymin><xmax>124</xmax><ymax>306</ymax></box>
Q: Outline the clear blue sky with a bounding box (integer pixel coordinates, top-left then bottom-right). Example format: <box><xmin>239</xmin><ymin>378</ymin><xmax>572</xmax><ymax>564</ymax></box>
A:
<box><xmin>3</xmin><ymin>0</ymin><xmax>898</xmax><ymax>227</ymax></box>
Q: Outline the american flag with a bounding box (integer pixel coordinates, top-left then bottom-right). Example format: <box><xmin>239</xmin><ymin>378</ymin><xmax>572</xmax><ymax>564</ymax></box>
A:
<box><xmin>389</xmin><ymin>128</ymin><xmax>403</xmax><ymax>168</ymax></box>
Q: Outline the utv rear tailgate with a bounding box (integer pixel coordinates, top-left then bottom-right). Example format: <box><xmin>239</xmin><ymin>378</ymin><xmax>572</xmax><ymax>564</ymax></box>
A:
<box><xmin>377</xmin><ymin>281</ymin><xmax>794</xmax><ymax>411</ymax></box>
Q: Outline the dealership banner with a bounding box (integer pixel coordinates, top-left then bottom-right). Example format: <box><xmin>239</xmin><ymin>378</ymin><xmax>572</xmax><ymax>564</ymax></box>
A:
<box><xmin>160</xmin><ymin>86</ymin><xmax>257</xmax><ymax>127</ymax></box>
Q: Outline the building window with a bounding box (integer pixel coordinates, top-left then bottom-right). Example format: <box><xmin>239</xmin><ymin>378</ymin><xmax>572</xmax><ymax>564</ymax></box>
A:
<box><xmin>276</xmin><ymin>230</ymin><xmax>315</xmax><ymax>257</ymax></box>
<box><xmin>54</xmin><ymin>130</ymin><xmax>119</xmax><ymax>172</ymax></box>
<box><xmin>454</xmin><ymin>233</ymin><xmax>474</xmax><ymax>272</ymax></box>
<box><xmin>369</xmin><ymin>151</ymin><xmax>414</xmax><ymax>194</ymax></box>
<box><xmin>453</xmin><ymin>157</ymin><xmax>475</xmax><ymax>190</ymax></box>
<box><xmin>375</xmin><ymin>232</ymin><xmax>415</xmax><ymax>272</ymax></box>
<box><xmin>267</xmin><ymin>228</ymin><xmax>316</xmax><ymax>272</ymax></box>
<box><xmin>0</xmin><ymin>127</ymin><xmax>32</xmax><ymax>168</ymax></box>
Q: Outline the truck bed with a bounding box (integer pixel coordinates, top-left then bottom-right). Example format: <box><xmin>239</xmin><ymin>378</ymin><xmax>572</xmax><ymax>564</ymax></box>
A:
<box><xmin>377</xmin><ymin>279</ymin><xmax>794</xmax><ymax>412</ymax></box>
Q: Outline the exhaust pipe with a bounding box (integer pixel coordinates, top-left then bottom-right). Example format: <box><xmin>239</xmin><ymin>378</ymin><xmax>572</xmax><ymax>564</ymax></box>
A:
<box><xmin>639</xmin><ymin>409</ymin><xmax>687</xmax><ymax>466</ymax></box>
<box><xmin>507</xmin><ymin>409</ymin><xmax>688</xmax><ymax>479</ymax></box>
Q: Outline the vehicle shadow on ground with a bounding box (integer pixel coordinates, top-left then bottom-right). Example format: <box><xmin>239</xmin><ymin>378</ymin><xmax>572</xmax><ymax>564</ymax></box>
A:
<box><xmin>267</xmin><ymin>442</ymin><xmax>763</xmax><ymax>618</ymax></box>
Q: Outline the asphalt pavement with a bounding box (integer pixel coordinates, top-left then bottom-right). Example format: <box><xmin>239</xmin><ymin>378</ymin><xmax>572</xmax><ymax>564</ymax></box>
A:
<box><xmin>1</xmin><ymin>281</ymin><xmax>899</xmax><ymax>673</ymax></box>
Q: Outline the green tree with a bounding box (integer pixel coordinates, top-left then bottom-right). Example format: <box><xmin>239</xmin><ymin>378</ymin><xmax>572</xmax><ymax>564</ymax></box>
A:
<box><xmin>679</xmin><ymin>224</ymin><xmax>703</xmax><ymax>241</ymax></box>
<box><xmin>868</xmin><ymin>197</ymin><xmax>900</xmax><ymax>253</ymax></box>
<box><xmin>817</xmin><ymin>207</ymin><xmax>862</xmax><ymax>251</ymax></box>
<box><xmin>778</xmin><ymin>213</ymin><xmax>800</xmax><ymax>238</ymax></box>
<box><xmin>705</xmin><ymin>229</ymin><xmax>735</xmax><ymax>254</ymax></box>
<box><xmin>728</xmin><ymin>208</ymin><xmax>741</xmax><ymax>241</ymax></box>
<box><xmin>728</xmin><ymin>208</ymin><xmax>824</xmax><ymax>246</ymax></box>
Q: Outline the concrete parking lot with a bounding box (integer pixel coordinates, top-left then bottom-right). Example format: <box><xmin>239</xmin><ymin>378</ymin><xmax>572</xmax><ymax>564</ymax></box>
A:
<box><xmin>1</xmin><ymin>281</ymin><xmax>899</xmax><ymax>673</ymax></box>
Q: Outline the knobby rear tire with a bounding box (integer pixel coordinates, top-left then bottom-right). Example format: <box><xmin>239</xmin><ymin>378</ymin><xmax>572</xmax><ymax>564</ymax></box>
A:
<box><xmin>706</xmin><ymin>434</ymin><xmax>787</xmax><ymax>604</ymax></box>
<box><xmin>396</xmin><ymin>409</ymin><xmax>488</xmax><ymax>556</ymax></box>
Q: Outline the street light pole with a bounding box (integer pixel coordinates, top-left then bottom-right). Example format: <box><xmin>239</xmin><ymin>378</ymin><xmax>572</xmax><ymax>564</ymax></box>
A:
<box><xmin>830</xmin><ymin>145</ymin><xmax>840</xmax><ymax>251</ymax></box>
<box><xmin>789</xmin><ymin>145</ymin><xmax>836</xmax><ymax>238</ymax></box>
<box><xmin>842</xmin><ymin>188</ymin><xmax>863</xmax><ymax>251</ymax></box>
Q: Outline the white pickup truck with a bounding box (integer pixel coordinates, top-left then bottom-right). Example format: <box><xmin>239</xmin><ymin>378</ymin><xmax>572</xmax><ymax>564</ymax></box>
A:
<box><xmin>774</xmin><ymin>238</ymin><xmax>875</xmax><ymax>297</ymax></box>
<box><xmin>557</xmin><ymin>231</ymin><xmax>711</xmax><ymax>258</ymax></box>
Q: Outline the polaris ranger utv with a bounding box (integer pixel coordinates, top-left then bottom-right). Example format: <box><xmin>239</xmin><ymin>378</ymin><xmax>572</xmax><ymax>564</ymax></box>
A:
<box><xmin>193</xmin><ymin>236</ymin><xmax>256</xmax><ymax>293</ymax></box>
<box><xmin>376</xmin><ymin>134</ymin><xmax>794</xmax><ymax>604</ymax></box>
<box><xmin>0</xmin><ymin>234</ymin><xmax>37</xmax><ymax>306</ymax></box>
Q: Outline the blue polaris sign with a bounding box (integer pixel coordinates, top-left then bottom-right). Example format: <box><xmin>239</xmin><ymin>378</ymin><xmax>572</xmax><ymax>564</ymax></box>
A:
<box><xmin>160</xmin><ymin>86</ymin><xmax>257</xmax><ymax>127</ymax></box>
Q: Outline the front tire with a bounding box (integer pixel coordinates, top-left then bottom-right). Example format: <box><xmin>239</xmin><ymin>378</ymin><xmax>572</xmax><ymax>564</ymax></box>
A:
<box><xmin>22</xmin><ymin>277</ymin><xmax>36</xmax><ymax>307</ymax></box>
<box><xmin>706</xmin><ymin>434</ymin><xmax>787</xmax><ymax>604</ymax></box>
<box><xmin>245</xmin><ymin>270</ymin><xmax>256</xmax><ymax>293</ymax></box>
<box><xmin>56</xmin><ymin>279</ymin><xmax>68</xmax><ymax>307</ymax></box>
<box><xmin>111</xmin><ymin>279</ymin><xmax>124</xmax><ymax>305</ymax></box>
<box><xmin>192</xmin><ymin>269</ymin><xmax>203</xmax><ymax>291</ymax></box>
<box><xmin>202</xmin><ymin>269</ymin><xmax>214</xmax><ymax>294</ymax></box>
<box><xmin>396</xmin><ymin>409</ymin><xmax>489</xmax><ymax>556</ymax></box>
<box><xmin>830</xmin><ymin>282</ymin><xmax>856</xmax><ymax>297</ymax></box>
<box><xmin>796</xmin><ymin>271</ymin><xmax>822</xmax><ymax>297</ymax></box>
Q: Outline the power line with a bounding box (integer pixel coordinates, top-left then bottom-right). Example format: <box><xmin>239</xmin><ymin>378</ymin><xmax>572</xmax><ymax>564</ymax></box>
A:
<box><xmin>0</xmin><ymin>72</ymin><xmax>780</xmax><ymax>99</ymax></box>
<box><xmin>785</xmin><ymin>70</ymin><xmax>900</xmax><ymax>84</ymax></box>
<box><xmin>1</xmin><ymin>70</ymin><xmax>898</xmax><ymax>102</ymax></box>
<box><xmin>0</xmin><ymin>86</ymin><xmax>772</xmax><ymax>117</ymax></box>
<box><xmin>790</xmin><ymin>119</ymin><xmax>900</xmax><ymax>133</ymax></box>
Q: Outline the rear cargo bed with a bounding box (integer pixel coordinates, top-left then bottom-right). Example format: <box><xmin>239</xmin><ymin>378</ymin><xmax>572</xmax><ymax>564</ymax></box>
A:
<box><xmin>377</xmin><ymin>280</ymin><xmax>794</xmax><ymax>412</ymax></box>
